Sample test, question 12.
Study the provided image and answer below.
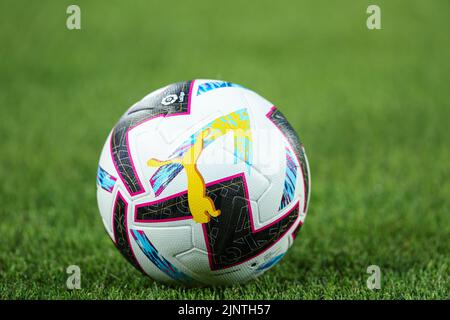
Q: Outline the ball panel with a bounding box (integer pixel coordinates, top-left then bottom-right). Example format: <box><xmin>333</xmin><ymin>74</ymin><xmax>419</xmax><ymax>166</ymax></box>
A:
<box><xmin>111</xmin><ymin>190</ymin><xmax>144</xmax><ymax>273</ymax></box>
<box><xmin>110</xmin><ymin>80</ymin><xmax>193</xmax><ymax>197</ymax></box>
<box><xmin>265</xmin><ymin>107</ymin><xmax>310</xmax><ymax>213</ymax></box>
<box><xmin>129</xmin><ymin>227</ymin><xmax>195</xmax><ymax>285</ymax></box>
<box><xmin>97</xmin><ymin>132</ymin><xmax>119</xmax><ymax>241</ymax></box>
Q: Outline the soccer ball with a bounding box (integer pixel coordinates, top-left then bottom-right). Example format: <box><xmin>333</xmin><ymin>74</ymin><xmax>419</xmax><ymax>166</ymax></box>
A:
<box><xmin>96</xmin><ymin>80</ymin><xmax>310</xmax><ymax>285</ymax></box>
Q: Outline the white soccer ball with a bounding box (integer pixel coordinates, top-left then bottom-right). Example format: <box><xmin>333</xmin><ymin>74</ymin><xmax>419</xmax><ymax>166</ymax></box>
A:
<box><xmin>96</xmin><ymin>80</ymin><xmax>310</xmax><ymax>285</ymax></box>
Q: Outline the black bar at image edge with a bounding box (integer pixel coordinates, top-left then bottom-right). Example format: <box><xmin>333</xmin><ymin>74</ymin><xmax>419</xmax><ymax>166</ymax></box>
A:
<box><xmin>0</xmin><ymin>300</ymin><xmax>446</xmax><ymax>318</ymax></box>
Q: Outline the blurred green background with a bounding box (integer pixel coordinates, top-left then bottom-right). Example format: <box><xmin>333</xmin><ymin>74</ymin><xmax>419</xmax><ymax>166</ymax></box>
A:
<box><xmin>0</xmin><ymin>0</ymin><xmax>448</xmax><ymax>299</ymax></box>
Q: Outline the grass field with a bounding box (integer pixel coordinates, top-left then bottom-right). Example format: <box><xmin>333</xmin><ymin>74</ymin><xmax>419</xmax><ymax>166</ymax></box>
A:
<box><xmin>0</xmin><ymin>0</ymin><xmax>449</xmax><ymax>299</ymax></box>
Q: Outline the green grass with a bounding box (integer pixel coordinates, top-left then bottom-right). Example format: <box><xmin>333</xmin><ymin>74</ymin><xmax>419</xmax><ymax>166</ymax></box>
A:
<box><xmin>0</xmin><ymin>0</ymin><xmax>449</xmax><ymax>299</ymax></box>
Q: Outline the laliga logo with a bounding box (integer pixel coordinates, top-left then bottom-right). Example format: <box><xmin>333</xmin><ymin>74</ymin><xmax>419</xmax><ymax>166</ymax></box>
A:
<box><xmin>147</xmin><ymin>109</ymin><xmax>253</xmax><ymax>223</ymax></box>
<box><xmin>161</xmin><ymin>92</ymin><xmax>185</xmax><ymax>106</ymax></box>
